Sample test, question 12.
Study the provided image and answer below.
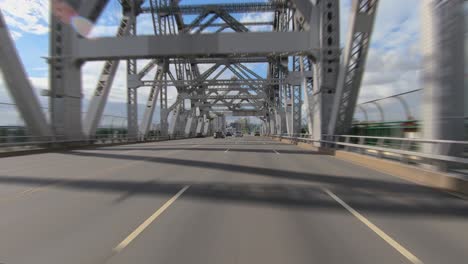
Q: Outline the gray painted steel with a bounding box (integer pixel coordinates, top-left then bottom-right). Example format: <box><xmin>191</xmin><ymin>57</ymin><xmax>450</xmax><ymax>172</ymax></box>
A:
<box><xmin>421</xmin><ymin>0</ymin><xmax>466</xmax><ymax>160</ymax></box>
<box><xmin>73</xmin><ymin>31</ymin><xmax>315</xmax><ymax>60</ymax></box>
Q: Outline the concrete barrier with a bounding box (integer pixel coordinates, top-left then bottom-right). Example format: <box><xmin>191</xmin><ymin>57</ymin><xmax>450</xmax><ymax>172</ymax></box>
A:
<box><xmin>272</xmin><ymin>136</ymin><xmax>334</xmax><ymax>155</ymax></box>
<box><xmin>334</xmin><ymin>150</ymin><xmax>468</xmax><ymax>195</ymax></box>
<box><xmin>273</xmin><ymin>136</ymin><xmax>468</xmax><ymax>196</ymax></box>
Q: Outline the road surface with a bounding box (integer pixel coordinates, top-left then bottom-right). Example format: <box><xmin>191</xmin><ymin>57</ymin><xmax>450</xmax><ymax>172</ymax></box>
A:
<box><xmin>0</xmin><ymin>136</ymin><xmax>467</xmax><ymax>264</ymax></box>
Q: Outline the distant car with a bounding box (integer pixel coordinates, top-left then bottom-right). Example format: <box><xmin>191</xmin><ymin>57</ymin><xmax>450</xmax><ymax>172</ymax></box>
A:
<box><xmin>235</xmin><ymin>131</ymin><xmax>243</xmax><ymax>137</ymax></box>
<box><xmin>226</xmin><ymin>132</ymin><xmax>232</xmax><ymax>137</ymax></box>
<box><xmin>214</xmin><ymin>131</ymin><xmax>225</xmax><ymax>139</ymax></box>
<box><xmin>254</xmin><ymin>131</ymin><xmax>260</xmax><ymax>136</ymax></box>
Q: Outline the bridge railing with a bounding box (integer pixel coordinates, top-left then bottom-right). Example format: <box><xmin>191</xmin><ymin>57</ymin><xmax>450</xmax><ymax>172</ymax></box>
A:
<box><xmin>272</xmin><ymin>134</ymin><xmax>468</xmax><ymax>172</ymax></box>
<box><xmin>0</xmin><ymin>133</ymin><xmax>190</xmax><ymax>152</ymax></box>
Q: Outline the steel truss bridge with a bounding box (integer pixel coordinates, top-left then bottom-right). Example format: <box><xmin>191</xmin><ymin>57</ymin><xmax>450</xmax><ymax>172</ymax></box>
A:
<box><xmin>0</xmin><ymin>0</ymin><xmax>464</xmax><ymax>148</ymax></box>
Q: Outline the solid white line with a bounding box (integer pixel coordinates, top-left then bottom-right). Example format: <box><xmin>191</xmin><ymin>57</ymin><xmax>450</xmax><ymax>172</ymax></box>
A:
<box><xmin>323</xmin><ymin>188</ymin><xmax>423</xmax><ymax>264</ymax></box>
<box><xmin>273</xmin><ymin>149</ymin><xmax>280</xmax><ymax>155</ymax></box>
<box><xmin>113</xmin><ymin>185</ymin><xmax>190</xmax><ymax>253</ymax></box>
<box><xmin>224</xmin><ymin>148</ymin><xmax>230</xmax><ymax>153</ymax></box>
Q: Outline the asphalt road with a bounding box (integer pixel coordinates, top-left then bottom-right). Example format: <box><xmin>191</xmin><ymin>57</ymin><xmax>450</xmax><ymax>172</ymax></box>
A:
<box><xmin>0</xmin><ymin>136</ymin><xmax>467</xmax><ymax>264</ymax></box>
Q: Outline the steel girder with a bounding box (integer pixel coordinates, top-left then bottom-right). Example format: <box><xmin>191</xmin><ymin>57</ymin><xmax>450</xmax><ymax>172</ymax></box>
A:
<box><xmin>328</xmin><ymin>0</ymin><xmax>379</xmax><ymax>135</ymax></box>
<box><xmin>141</xmin><ymin>2</ymin><xmax>287</xmax><ymax>15</ymax></box>
<box><xmin>73</xmin><ymin>31</ymin><xmax>315</xmax><ymax>60</ymax></box>
<box><xmin>0</xmin><ymin>10</ymin><xmax>52</xmax><ymax>137</ymax></box>
<box><xmin>421</xmin><ymin>0</ymin><xmax>465</xmax><ymax>161</ymax></box>
<box><xmin>49</xmin><ymin>2</ymin><xmax>84</xmax><ymax>139</ymax></box>
<box><xmin>40</xmin><ymin>0</ymin><xmax>356</xmax><ymax>141</ymax></box>
<box><xmin>127</xmin><ymin>10</ymin><xmax>139</xmax><ymax>138</ymax></box>
<box><xmin>48</xmin><ymin>0</ymin><xmax>116</xmax><ymax>139</ymax></box>
<box><xmin>83</xmin><ymin>15</ymin><xmax>133</xmax><ymax>137</ymax></box>
<box><xmin>140</xmin><ymin>64</ymin><xmax>164</xmax><ymax>137</ymax></box>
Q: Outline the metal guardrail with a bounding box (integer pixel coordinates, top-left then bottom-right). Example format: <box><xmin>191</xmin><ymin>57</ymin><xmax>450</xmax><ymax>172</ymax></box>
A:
<box><xmin>0</xmin><ymin>134</ymin><xmax>191</xmax><ymax>150</ymax></box>
<box><xmin>272</xmin><ymin>134</ymin><xmax>468</xmax><ymax>170</ymax></box>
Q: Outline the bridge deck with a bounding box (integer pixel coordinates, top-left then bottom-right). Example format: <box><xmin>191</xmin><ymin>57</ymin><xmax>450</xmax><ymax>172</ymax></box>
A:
<box><xmin>0</xmin><ymin>136</ymin><xmax>467</xmax><ymax>264</ymax></box>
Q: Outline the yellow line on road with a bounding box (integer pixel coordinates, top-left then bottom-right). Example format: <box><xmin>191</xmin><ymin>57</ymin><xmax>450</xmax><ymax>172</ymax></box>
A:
<box><xmin>113</xmin><ymin>185</ymin><xmax>190</xmax><ymax>253</ymax></box>
<box><xmin>323</xmin><ymin>188</ymin><xmax>423</xmax><ymax>264</ymax></box>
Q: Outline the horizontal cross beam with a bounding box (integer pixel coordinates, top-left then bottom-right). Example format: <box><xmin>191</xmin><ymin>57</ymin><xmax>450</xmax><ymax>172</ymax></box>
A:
<box><xmin>141</xmin><ymin>2</ymin><xmax>288</xmax><ymax>15</ymax></box>
<box><xmin>74</xmin><ymin>31</ymin><xmax>317</xmax><ymax>61</ymax></box>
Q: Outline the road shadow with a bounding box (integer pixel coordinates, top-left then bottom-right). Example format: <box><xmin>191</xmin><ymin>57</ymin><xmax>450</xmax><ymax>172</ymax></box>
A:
<box><xmin>63</xmin><ymin>150</ymin><xmax>444</xmax><ymax>194</ymax></box>
<box><xmin>92</xmin><ymin>147</ymin><xmax>322</xmax><ymax>155</ymax></box>
<box><xmin>1</xmin><ymin>148</ymin><xmax>468</xmax><ymax>218</ymax></box>
<box><xmin>0</xmin><ymin>175</ymin><xmax>466</xmax><ymax>218</ymax></box>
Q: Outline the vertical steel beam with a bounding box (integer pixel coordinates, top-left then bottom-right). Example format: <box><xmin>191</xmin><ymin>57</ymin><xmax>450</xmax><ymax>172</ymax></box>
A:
<box><xmin>300</xmin><ymin>58</ymin><xmax>314</xmax><ymax>135</ymax></box>
<box><xmin>422</xmin><ymin>0</ymin><xmax>465</xmax><ymax>161</ymax></box>
<box><xmin>318</xmin><ymin>0</ymin><xmax>340</xmax><ymax>138</ymax></box>
<box><xmin>159</xmin><ymin>69</ymin><xmax>169</xmax><ymax>136</ymax></box>
<box><xmin>0</xmin><ymin>10</ymin><xmax>52</xmax><ymax>137</ymax></box>
<box><xmin>297</xmin><ymin>0</ymin><xmax>340</xmax><ymax>142</ymax></box>
<box><xmin>284</xmin><ymin>85</ymin><xmax>294</xmax><ymax>135</ymax></box>
<box><xmin>49</xmin><ymin>1</ymin><xmax>84</xmax><ymax>139</ymax></box>
<box><xmin>184</xmin><ymin>111</ymin><xmax>197</xmax><ymax>137</ymax></box>
<box><xmin>196</xmin><ymin>116</ymin><xmax>204</xmax><ymax>134</ymax></box>
<box><xmin>139</xmin><ymin>65</ymin><xmax>162</xmax><ymax>137</ymax></box>
<box><xmin>269</xmin><ymin>110</ymin><xmax>277</xmax><ymax>135</ymax></box>
<box><xmin>203</xmin><ymin>115</ymin><xmax>210</xmax><ymax>135</ymax></box>
<box><xmin>311</xmin><ymin>62</ymin><xmax>323</xmax><ymax>142</ymax></box>
<box><xmin>292</xmin><ymin>84</ymin><xmax>302</xmax><ymax>134</ymax></box>
<box><xmin>168</xmin><ymin>102</ymin><xmax>182</xmax><ymax>136</ymax></box>
<box><xmin>126</xmin><ymin>10</ymin><xmax>138</xmax><ymax>138</ymax></box>
<box><xmin>328</xmin><ymin>0</ymin><xmax>379</xmax><ymax>135</ymax></box>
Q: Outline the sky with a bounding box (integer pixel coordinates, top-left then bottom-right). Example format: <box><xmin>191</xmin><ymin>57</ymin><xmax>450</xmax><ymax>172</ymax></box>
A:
<box><xmin>0</xmin><ymin>0</ymin><xmax>428</xmax><ymax>126</ymax></box>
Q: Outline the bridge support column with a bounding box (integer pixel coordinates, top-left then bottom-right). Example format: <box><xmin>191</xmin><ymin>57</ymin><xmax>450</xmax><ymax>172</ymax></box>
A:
<box><xmin>49</xmin><ymin>10</ymin><xmax>83</xmax><ymax>140</ymax></box>
<box><xmin>168</xmin><ymin>103</ymin><xmax>182</xmax><ymax>137</ymax></box>
<box><xmin>203</xmin><ymin>116</ymin><xmax>210</xmax><ymax>136</ymax></box>
<box><xmin>285</xmin><ymin>87</ymin><xmax>294</xmax><ymax>135</ymax></box>
<box><xmin>176</xmin><ymin>110</ymin><xmax>189</xmax><ymax>137</ymax></box>
<box><xmin>269</xmin><ymin>113</ymin><xmax>276</xmax><ymax>135</ymax></box>
<box><xmin>221</xmin><ymin>115</ymin><xmax>227</xmax><ymax>134</ymax></box>
<box><xmin>276</xmin><ymin>110</ymin><xmax>286</xmax><ymax>134</ymax></box>
<box><xmin>195</xmin><ymin>116</ymin><xmax>204</xmax><ymax>135</ymax></box>
<box><xmin>421</xmin><ymin>0</ymin><xmax>465</xmax><ymax>168</ymax></box>
<box><xmin>126</xmin><ymin>10</ymin><xmax>138</xmax><ymax>139</ymax></box>
<box><xmin>139</xmin><ymin>81</ymin><xmax>161</xmax><ymax>138</ymax></box>
<box><xmin>185</xmin><ymin>112</ymin><xmax>197</xmax><ymax>137</ymax></box>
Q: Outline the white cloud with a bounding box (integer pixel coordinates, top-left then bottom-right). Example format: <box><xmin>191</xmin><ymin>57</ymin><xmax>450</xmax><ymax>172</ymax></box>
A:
<box><xmin>350</xmin><ymin>0</ymin><xmax>423</xmax><ymax>121</ymax></box>
<box><xmin>239</xmin><ymin>12</ymin><xmax>273</xmax><ymax>32</ymax></box>
<box><xmin>0</xmin><ymin>0</ymin><xmax>49</xmax><ymax>37</ymax></box>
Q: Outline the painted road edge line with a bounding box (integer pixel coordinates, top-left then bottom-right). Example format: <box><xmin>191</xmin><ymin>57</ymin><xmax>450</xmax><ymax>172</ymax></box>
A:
<box><xmin>113</xmin><ymin>185</ymin><xmax>190</xmax><ymax>253</ymax></box>
<box><xmin>323</xmin><ymin>188</ymin><xmax>423</xmax><ymax>264</ymax></box>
